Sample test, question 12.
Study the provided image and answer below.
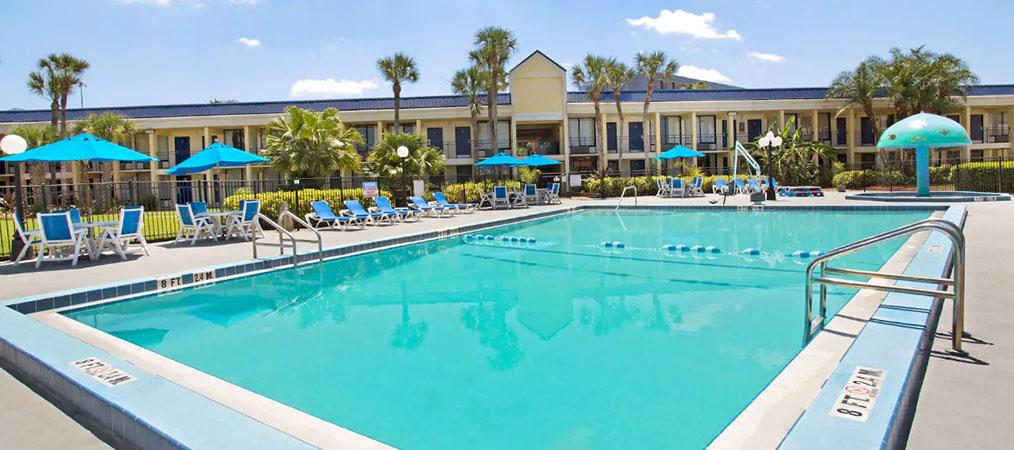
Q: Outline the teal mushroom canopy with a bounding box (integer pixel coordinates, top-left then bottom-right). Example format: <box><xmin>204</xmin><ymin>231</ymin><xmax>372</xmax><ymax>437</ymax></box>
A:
<box><xmin>877</xmin><ymin>112</ymin><xmax>971</xmax><ymax>149</ymax></box>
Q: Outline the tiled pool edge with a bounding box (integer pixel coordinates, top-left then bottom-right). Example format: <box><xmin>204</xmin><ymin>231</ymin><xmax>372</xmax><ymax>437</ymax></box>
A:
<box><xmin>0</xmin><ymin>204</ymin><xmax>951</xmax><ymax>450</ymax></box>
<box><xmin>778</xmin><ymin>205</ymin><xmax>967</xmax><ymax>450</ymax></box>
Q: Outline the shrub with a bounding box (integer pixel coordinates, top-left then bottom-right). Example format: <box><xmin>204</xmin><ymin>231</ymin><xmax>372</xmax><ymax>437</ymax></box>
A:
<box><xmin>440</xmin><ymin>180</ymin><xmax>522</xmax><ymax>203</ymax></box>
<box><xmin>582</xmin><ymin>174</ymin><xmax>755</xmax><ymax>197</ymax></box>
<box><xmin>223</xmin><ymin>187</ymin><xmax>392</xmax><ymax>219</ymax></box>
<box><xmin>832</xmin><ymin>170</ymin><xmax>872</xmax><ymax>189</ymax></box>
<box><xmin>951</xmin><ymin>160</ymin><xmax>1014</xmax><ymax>191</ymax></box>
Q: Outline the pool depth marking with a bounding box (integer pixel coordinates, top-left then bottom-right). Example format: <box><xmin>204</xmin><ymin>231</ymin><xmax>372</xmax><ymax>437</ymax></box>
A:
<box><xmin>828</xmin><ymin>366</ymin><xmax>887</xmax><ymax>423</ymax></box>
<box><xmin>71</xmin><ymin>357</ymin><xmax>137</xmax><ymax>387</ymax></box>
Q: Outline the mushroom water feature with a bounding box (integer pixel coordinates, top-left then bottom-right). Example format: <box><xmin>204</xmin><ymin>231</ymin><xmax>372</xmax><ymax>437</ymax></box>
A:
<box><xmin>876</xmin><ymin>112</ymin><xmax>971</xmax><ymax>196</ymax></box>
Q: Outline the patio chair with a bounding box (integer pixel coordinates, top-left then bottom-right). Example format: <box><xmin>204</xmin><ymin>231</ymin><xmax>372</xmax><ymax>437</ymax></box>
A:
<box><xmin>669</xmin><ymin>178</ymin><xmax>685</xmax><ymax>198</ymax></box>
<box><xmin>524</xmin><ymin>184</ymin><xmax>538</xmax><ymax>205</ymax></box>
<box><xmin>11</xmin><ymin>212</ymin><xmax>41</xmax><ymax>265</ymax></box>
<box><xmin>734</xmin><ymin>178</ymin><xmax>750</xmax><ymax>194</ymax></box>
<box><xmin>690</xmin><ymin>177</ymin><xmax>704</xmax><ymax>197</ymax></box>
<box><xmin>225</xmin><ymin>200</ymin><xmax>266</xmax><ymax>239</ymax></box>
<box><xmin>409</xmin><ymin>196</ymin><xmax>452</xmax><ymax>217</ymax></box>
<box><xmin>713</xmin><ymin>179</ymin><xmax>730</xmax><ymax>195</ymax></box>
<box><xmin>748</xmin><ymin>178</ymin><xmax>761</xmax><ymax>193</ymax></box>
<box><xmin>343</xmin><ymin>199</ymin><xmax>396</xmax><ymax>225</ymax></box>
<box><xmin>35</xmin><ymin>212</ymin><xmax>89</xmax><ymax>268</ymax></box>
<box><xmin>51</xmin><ymin>208</ymin><xmax>82</xmax><ymax>224</ymax></box>
<box><xmin>372</xmin><ymin>196</ymin><xmax>422</xmax><ymax>222</ymax></box>
<box><xmin>655</xmin><ymin>178</ymin><xmax>670</xmax><ymax>197</ymax></box>
<box><xmin>188</xmin><ymin>201</ymin><xmax>208</xmax><ymax>215</ymax></box>
<box><xmin>305</xmin><ymin>201</ymin><xmax>364</xmax><ymax>230</ymax></box>
<box><xmin>433</xmin><ymin>192</ymin><xmax>476</xmax><ymax>214</ymax></box>
<box><xmin>174</xmin><ymin>203</ymin><xmax>217</xmax><ymax>246</ymax></box>
<box><xmin>96</xmin><ymin>206</ymin><xmax>150</xmax><ymax>260</ymax></box>
<box><xmin>492</xmin><ymin>186</ymin><xmax>511</xmax><ymax>210</ymax></box>
<box><xmin>547</xmin><ymin>183</ymin><xmax>562</xmax><ymax>204</ymax></box>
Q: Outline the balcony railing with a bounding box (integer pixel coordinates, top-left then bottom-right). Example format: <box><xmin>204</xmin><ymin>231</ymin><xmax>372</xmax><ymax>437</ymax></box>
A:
<box><xmin>477</xmin><ymin>139</ymin><xmax>511</xmax><ymax>152</ymax></box>
<box><xmin>569</xmin><ymin>136</ymin><xmax>596</xmax><ymax>148</ymax></box>
<box><xmin>661</xmin><ymin>134</ymin><xmax>691</xmax><ymax>147</ymax></box>
<box><xmin>855</xmin><ymin>131</ymin><xmax>878</xmax><ymax>147</ymax></box>
<box><xmin>538</xmin><ymin>138</ymin><xmax>561</xmax><ymax>155</ymax></box>
<box><xmin>986</xmin><ymin>126</ymin><xmax>1010</xmax><ymax>144</ymax></box>
<box><xmin>438</xmin><ymin>141</ymin><xmax>476</xmax><ymax>159</ymax></box>
<box><xmin>119</xmin><ymin>161</ymin><xmax>152</xmax><ymax>171</ymax></box>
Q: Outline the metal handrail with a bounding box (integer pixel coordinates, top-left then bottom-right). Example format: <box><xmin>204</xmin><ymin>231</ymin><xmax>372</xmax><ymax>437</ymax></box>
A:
<box><xmin>616</xmin><ymin>185</ymin><xmax>637</xmax><ymax>210</ymax></box>
<box><xmin>250</xmin><ymin>212</ymin><xmax>324</xmax><ymax>267</ymax></box>
<box><xmin>804</xmin><ymin>218</ymin><xmax>966</xmax><ymax>352</ymax></box>
<box><xmin>279</xmin><ymin>210</ymin><xmax>323</xmax><ymax>265</ymax></box>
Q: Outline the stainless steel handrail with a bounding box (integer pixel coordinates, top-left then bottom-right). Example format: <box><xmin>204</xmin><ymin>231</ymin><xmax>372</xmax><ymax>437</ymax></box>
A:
<box><xmin>804</xmin><ymin>218</ymin><xmax>966</xmax><ymax>352</ymax></box>
<box><xmin>251</xmin><ymin>212</ymin><xmax>324</xmax><ymax>267</ymax></box>
<box><xmin>616</xmin><ymin>185</ymin><xmax>638</xmax><ymax>210</ymax></box>
<box><xmin>279</xmin><ymin>210</ymin><xmax>323</xmax><ymax>265</ymax></box>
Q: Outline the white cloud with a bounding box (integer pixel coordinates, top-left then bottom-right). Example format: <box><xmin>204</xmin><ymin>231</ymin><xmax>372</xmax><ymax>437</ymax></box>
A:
<box><xmin>626</xmin><ymin>9</ymin><xmax>741</xmax><ymax>40</ymax></box>
<box><xmin>748</xmin><ymin>51</ymin><xmax>784</xmax><ymax>62</ymax></box>
<box><xmin>236</xmin><ymin>37</ymin><xmax>262</xmax><ymax>47</ymax></box>
<box><xmin>116</xmin><ymin>0</ymin><xmax>172</xmax><ymax>5</ymax></box>
<box><xmin>289</xmin><ymin>78</ymin><xmax>379</xmax><ymax>98</ymax></box>
<box><xmin>677</xmin><ymin>65</ymin><xmax>731</xmax><ymax>83</ymax></box>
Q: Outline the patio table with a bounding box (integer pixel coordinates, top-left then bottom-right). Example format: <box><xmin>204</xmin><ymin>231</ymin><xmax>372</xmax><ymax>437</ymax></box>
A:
<box><xmin>196</xmin><ymin>211</ymin><xmax>241</xmax><ymax>238</ymax></box>
<box><xmin>72</xmin><ymin>221</ymin><xmax>119</xmax><ymax>260</ymax></box>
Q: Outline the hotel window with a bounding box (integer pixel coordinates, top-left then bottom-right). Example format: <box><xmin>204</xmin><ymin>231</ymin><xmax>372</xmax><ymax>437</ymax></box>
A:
<box><xmin>697</xmin><ymin>116</ymin><xmax>717</xmax><ymax>143</ymax></box>
<box><xmin>661</xmin><ymin>116</ymin><xmax>683</xmax><ymax>144</ymax></box>
<box><xmin>477</xmin><ymin>121</ymin><xmax>510</xmax><ymax>149</ymax></box>
<box><xmin>385</xmin><ymin>123</ymin><xmax>415</xmax><ymax>135</ymax></box>
<box><xmin>568</xmin><ymin>118</ymin><xmax>596</xmax><ymax>147</ymax></box>
<box><xmin>133</xmin><ymin>134</ymin><xmax>150</xmax><ymax>155</ymax></box>
<box><xmin>224</xmin><ymin>129</ymin><xmax>245</xmax><ymax>150</ymax></box>
<box><xmin>355</xmin><ymin>125</ymin><xmax>378</xmax><ymax>147</ymax></box>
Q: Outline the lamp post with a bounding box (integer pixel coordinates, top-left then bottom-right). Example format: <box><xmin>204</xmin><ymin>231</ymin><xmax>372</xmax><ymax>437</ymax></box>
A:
<box><xmin>1</xmin><ymin>135</ymin><xmax>28</xmax><ymax>261</ymax></box>
<box><xmin>757</xmin><ymin>131</ymin><xmax>782</xmax><ymax>201</ymax></box>
<box><xmin>397</xmin><ymin>145</ymin><xmax>409</xmax><ymax>207</ymax></box>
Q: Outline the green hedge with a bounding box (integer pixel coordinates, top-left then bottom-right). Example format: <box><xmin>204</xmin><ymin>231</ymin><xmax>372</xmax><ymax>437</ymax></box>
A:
<box><xmin>223</xmin><ymin>187</ymin><xmax>393</xmax><ymax>219</ymax></box>
<box><xmin>583</xmin><ymin>175</ymin><xmax>755</xmax><ymax>197</ymax></box>
<box><xmin>438</xmin><ymin>181</ymin><xmax>522</xmax><ymax>203</ymax></box>
<box><xmin>953</xmin><ymin>161</ymin><xmax>1014</xmax><ymax>190</ymax></box>
<box><xmin>832</xmin><ymin>167</ymin><xmax>953</xmax><ymax>189</ymax></box>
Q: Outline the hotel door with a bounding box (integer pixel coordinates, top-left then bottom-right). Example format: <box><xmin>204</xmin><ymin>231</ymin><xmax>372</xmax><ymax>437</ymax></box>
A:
<box><xmin>174</xmin><ymin>137</ymin><xmax>193</xmax><ymax>203</ymax></box>
<box><xmin>747</xmin><ymin>120</ymin><xmax>762</xmax><ymax>141</ymax></box>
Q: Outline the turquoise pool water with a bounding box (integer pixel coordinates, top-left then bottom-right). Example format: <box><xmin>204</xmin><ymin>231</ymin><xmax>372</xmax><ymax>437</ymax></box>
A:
<box><xmin>65</xmin><ymin>209</ymin><xmax>929</xmax><ymax>450</ymax></box>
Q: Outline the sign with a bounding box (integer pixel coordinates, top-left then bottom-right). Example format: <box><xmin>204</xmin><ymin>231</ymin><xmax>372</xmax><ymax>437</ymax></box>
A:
<box><xmin>156</xmin><ymin>274</ymin><xmax>183</xmax><ymax>292</ymax></box>
<box><xmin>362</xmin><ymin>181</ymin><xmax>379</xmax><ymax>198</ymax></box>
<box><xmin>569</xmin><ymin>174</ymin><xmax>582</xmax><ymax>188</ymax></box>
<box><xmin>71</xmin><ymin>358</ymin><xmax>136</xmax><ymax>387</ymax></box>
<box><xmin>413</xmin><ymin>180</ymin><xmax>425</xmax><ymax>197</ymax></box>
<box><xmin>829</xmin><ymin>366</ymin><xmax>886</xmax><ymax>422</ymax></box>
<box><xmin>192</xmin><ymin>270</ymin><xmax>215</xmax><ymax>284</ymax></box>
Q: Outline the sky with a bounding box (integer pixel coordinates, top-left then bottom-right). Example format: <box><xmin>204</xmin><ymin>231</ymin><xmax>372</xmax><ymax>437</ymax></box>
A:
<box><xmin>2</xmin><ymin>0</ymin><xmax>1013</xmax><ymax>110</ymax></box>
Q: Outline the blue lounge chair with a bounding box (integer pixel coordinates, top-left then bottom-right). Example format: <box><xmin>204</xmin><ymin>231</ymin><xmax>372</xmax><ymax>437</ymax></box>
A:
<box><xmin>434</xmin><ymin>192</ymin><xmax>476</xmax><ymax>213</ymax></box>
<box><xmin>409</xmin><ymin>196</ymin><xmax>452</xmax><ymax>217</ymax></box>
<box><xmin>343</xmin><ymin>199</ymin><xmax>396</xmax><ymax>225</ymax></box>
<box><xmin>713</xmin><ymin>179</ymin><xmax>730</xmax><ymax>195</ymax></box>
<box><xmin>734</xmin><ymin>178</ymin><xmax>749</xmax><ymax>194</ymax></box>
<box><xmin>373</xmin><ymin>196</ymin><xmax>421</xmax><ymax>222</ymax></box>
<box><xmin>305</xmin><ymin>201</ymin><xmax>364</xmax><ymax>230</ymax></box>
<box><xmin>748</xmin><ymin>178</ymin><xmax>761</xmax><ymax>193</ymax></box>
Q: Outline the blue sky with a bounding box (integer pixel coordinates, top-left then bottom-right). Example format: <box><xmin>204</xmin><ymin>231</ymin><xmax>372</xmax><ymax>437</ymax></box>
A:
<box><xmin>2</xmin><ymin>0</ymin><xmax>1012</xmax><ymax>110</ymax></box>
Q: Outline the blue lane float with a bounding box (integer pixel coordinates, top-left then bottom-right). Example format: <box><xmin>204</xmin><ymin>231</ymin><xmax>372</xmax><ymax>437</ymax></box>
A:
<box><xmin>463</xmin><ymin>234</ymin><xmax>539</xmax><ymax>245</ymax></box>
<box><xmin>789</xmin><ymin>250</ymin><xmax>824</xmax><ymax>258</ymax></box>
<box><xmin>741</xmin><ymin>248</ymin><xmax>761</xmax><ymax>255</ymax></box>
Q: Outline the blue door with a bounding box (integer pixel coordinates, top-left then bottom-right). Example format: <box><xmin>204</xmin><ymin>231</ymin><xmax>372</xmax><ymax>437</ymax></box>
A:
<box><xmin>860</xmin><ymin>117</ymin><xmax>874</xmax><ymax>145</ymax></box>
<box><xmin>606</xmin><ymin>122</ymin><xmax>617</xmax><ymax>152</ymax></box>
<box><xmin>747</xmin><ymin>120</ymin><xmax>762</xmax><ymax>141</ymax></box>
<box><xmin>628</xmin><ymin>122</ymin><xmax>643</xmax><ymax>151</ymax></box>
<box><xmin>427</xmin><ymin>128</ymin><xmax>444</xmax><ymax>150</ymax></box>
<box><xmin>174</xmin><ymin>137</ymin><xmax>192</xmax><ymax>203</ymax></box>
<box><xmin>455</xmin><ymin>127</ymin><xmax>471</xmax><ymax>157</ymax></box>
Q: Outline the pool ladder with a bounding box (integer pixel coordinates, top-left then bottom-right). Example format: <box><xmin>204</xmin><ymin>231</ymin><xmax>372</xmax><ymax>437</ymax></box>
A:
<box><xmin>251</xmin><ymin>211</ymin><xmax>323</xmax><ymax>267</ymax></box>
<box><xmin>803</xmin><ymin>218</ymin><xmax>966</xmax><ymax>352</ymax></box>
<box><xmin>616</xmin><ymin>185</ymin><xmax>638</xmax><ymax>210</ymax></box>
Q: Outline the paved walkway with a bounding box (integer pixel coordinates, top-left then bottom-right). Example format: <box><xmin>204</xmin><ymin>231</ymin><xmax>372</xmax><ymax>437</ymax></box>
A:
<box><xmin>0</xmin><ymin>366</ymin><xmax>111</xmax><ymax>450</ymax></box>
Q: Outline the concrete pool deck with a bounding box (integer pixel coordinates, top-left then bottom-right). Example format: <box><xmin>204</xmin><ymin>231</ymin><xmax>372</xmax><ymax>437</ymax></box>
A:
<box><xmin>2</xmin><ymin>191</ymin><xmax>1012</xmax><ymax>449</ymax></box>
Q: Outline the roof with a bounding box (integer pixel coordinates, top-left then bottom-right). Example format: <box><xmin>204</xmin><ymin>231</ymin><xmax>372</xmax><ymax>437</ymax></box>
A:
<box><xmin>509</xmin><ymin>50</ymin><xmax>567</xmax><ymax>73</ymax></box>
<box><xmin>0</xmin><ymin>93</ymin><xmax>511</xmax><ymax>124</ymax></box>
<box><xmin>569</xmin><ymin>84</ymin><xmax>1014</xmax><ymax>103</ymax></box>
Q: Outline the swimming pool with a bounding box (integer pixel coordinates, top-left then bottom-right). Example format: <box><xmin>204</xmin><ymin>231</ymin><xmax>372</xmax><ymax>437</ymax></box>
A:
<box><xmin>63</xmin><ymin>209</ymin><xmax>929</xmax><ymax>450</ymax></box>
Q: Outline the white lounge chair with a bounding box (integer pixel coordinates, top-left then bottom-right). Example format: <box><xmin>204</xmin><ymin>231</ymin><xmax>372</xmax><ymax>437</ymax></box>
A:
<box><xmin>174</xmin><ymin>203</ymin><xmax>217</xmax><ymax>245</ymax></box>
<box><xmin>35</xmin><ymin>212</ymin><xmax>89</xmax><ymax>268</ymax></box>
<box><xmin>96</xmin><ymin>206</ymin><xmax>150</xmax><ymax>260</ymax></box>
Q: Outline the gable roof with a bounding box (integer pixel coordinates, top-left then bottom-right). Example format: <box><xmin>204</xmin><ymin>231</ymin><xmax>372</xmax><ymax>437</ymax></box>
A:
<box><xmin>509</xmin><ymin>50</ymin><xmax>567</xmax><ymax>73</ymax></box>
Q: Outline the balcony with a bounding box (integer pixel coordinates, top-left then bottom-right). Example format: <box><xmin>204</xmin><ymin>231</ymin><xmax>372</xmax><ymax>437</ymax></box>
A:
<box><xmin>477</xmin><ymin>139</ymin><xmax>511</xmax><ymax>153</ymax></box>
<box><xmin>438</xmin><ymin>141</ymin><xmax>475</xmax><ymax>159</ymax></box>
<box><xmin>855</xmin><ymin>131</ymin><xmax>878</xmax><ymax>147</ymax></box>
<box><xmin>119</xmin><ymin>161</ymin><xmax>152</xmax><ymax>171</ymax></box>
<box><xmin>986</xmin><ymin>126</ymin><xmax>1010</xmax><ymax>144</ymax></box>
<box><xmin>661</xmin><ymin>134</ymin><xmax>691</xmax><ymax>147</ymax></box>
<box><xmin>537</xmin><ymin>138</ymin><xmax>561</xmax><ymax>156</ymax></box>
<box><xmin>696</xmin><ymin>134</ymin><xmax>726</xmax><ymax>152</ymax></box>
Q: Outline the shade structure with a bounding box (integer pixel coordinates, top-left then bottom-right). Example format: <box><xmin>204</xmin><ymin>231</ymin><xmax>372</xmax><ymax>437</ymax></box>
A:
<box><xmin>654</xmin><ymin>145</ymin><xmax>705</xmax><ymax>160</ymax></box>
<box><xmin>474</xmin><ymin>152</ymin><xmax>524</xmax><ymax>167</ymax></box>
<box><xmin>518</xmin><ymin>153</ymin><xmax>562</xmax><ymax>167</ymax></box>
<box><xmin>876</xmin><ymin>112</ymin><xmax>972</xmax><ymax>196</ymax></box>
<box><xmin>166</xmin><ymin>142</ymin><xmax>269</xmax><ymax>175</ymax></box>
<box><xmin>0</xmin><ymin>133</ymin><xmax>157</xmax><ymax>163</ymax></box>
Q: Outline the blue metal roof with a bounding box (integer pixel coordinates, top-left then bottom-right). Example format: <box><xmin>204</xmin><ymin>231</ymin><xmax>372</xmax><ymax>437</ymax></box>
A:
<box><xmin>572</xmin><ymin>84</ymin><xmax>1014</xmax><ymax>103</ymax></box>
<box><xmin>0</xmin><ymin>93</ymin><xmax>511</xmax><ymax>124</ymax></box>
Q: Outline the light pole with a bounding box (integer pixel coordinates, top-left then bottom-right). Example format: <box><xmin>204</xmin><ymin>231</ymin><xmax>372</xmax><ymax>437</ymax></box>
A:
<box><xmin>397</xmin><ymin>145</ymin><xmax>409</xmax><ymax>207</ymax></box>
<box><xmin>1</xmin><ymin>135</ymin><xmax>29</xmax><ymax>261</ymax></box>
<box><xmin>757</xmin><ymin>131</ymin><xmax>782</xmax><ymax>201</ymax></box>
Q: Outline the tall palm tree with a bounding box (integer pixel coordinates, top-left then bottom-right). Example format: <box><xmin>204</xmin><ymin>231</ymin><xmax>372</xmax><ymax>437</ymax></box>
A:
<box><xmin>26</xmin><ymin>63</ymin><xmax>60</xmax><ymax>129</ymax></box>
<box><xmin>635</xmin><ymin>51</ymin><xmax>679</xmax><ymax>170</ymax></box>
<box><xmin>74</xmin><ymin>113</ymin><xmax>137</xmax><ymax>205</ymax></box>
<box><xmin>377</xmin><ymin>53</ymin><xmax>419</xmax><ymax>131</ymax></box>
<box><xmin>605</xmin><ymin>59</ymin><xmax>635</xmax><ymax>160</ymax></box>
<box><xmin>364</xmin><ymin>133</ymin><xmax>446</xmax><ymax>178</ymax></box>
<box><xmin>451</xmin><ymin>66</ymin><xmax>489</xmax><ymax>158</ymax></box>
<box><xmin>30</xmin><ymin>54</ymin><xmax>89</xmax><ymax>138</ymax></box>
<box><xmin>263</xmin><ymin>106</ymin><xmax>363</xmax><ymax>178</ymax></box>
<box><xmin>827</xmin><ymin>56</ymin><xmax>885</xmax><ymax>140</ymax></box>
<box><xmin>470</xmin><ymin>27</ymin><xmax>517</xmax><ymax>154</ymax></box>
<box><xmin>572</xmin><ymin>55</ymin><xmax>611</xmax><ymax>173</ymax></box>
<box><xmin>9</xmin><ymin>124</ymin><xmax>60</xmax><ymax>207</ymax></box>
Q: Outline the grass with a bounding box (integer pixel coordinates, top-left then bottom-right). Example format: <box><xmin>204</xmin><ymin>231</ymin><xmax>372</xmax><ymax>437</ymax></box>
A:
<box><xmin>1</xmin><ymin>210</ymin><xmax>192</xmax><ymax>257</ymax></box>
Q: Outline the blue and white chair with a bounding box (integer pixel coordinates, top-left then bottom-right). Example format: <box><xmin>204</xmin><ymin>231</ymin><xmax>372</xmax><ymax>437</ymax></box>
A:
<box><xmin>433</xmin><ymin>192</ymin><xmax>477</xmax><ymax>214</ymax></box>
<box><xmin>11</xmin><ymin>212</ymin><xmax>41</xmax><ymax>265</ymax></box>
<box><xmin>734</xmin><ymin>178</ymin><xmax>750</xmax><ymax>194</ymax></box>
<box><xmin>713</xmin><ymin>179</ymin><xmax>730</xmax><ymax>195</ymax></box>
<box><xmin>35</xmin><ymin>212</ymin><xmax>89</xmax><ymax>268</ymax></box>
<box><xmin>748</xmin><ymin>178</ymin><xmax>761</xmax><ymax>193</ymax></box>
<box><xmin>51</xmin><ymin>208</ymin><xmax>82</xmax><ymax>224</ymax></box>
<box><xmin>372</xmin><ymin>196</ymin><xmax>421</xmax><ymax>222</ymax></box>
<box><xmin>343</xmin><ymin>199</ymin><xmax>396</xmax><ymax>224</ymax></box>
<box><xmin>655</xmin><ymin>178</ymin><xmax>670</xmax><ymax>197</ymax></box>
<box><xmin>689</xmin><ymin>177</ymin><xmax>704</xmax><ymax>197</ymax></box>
<box><xmin>174</xmin><ymin>203</ymin><xmax>217</xmax><ymax>245</ymax></box>
<box><xmin>669</xmin><ymin>178</ymin><xmax>685</xmax><ymax>198</ymax></box>
<box><xmin>492</xmin><ymin>186</ymin><xmax>510</xmax><ymax>210</ymax></box>
<box><xmin>547</xmin><ymin>183</ymin><xmax>561</xmax><ymax>204</ymax></box>
<box><xmin>523</xmin><ymin>184</ymin><xmax>538</xmax><ymax>206</ymax></box>
<box><xmin>409</xmin><ymin>196</ymin><xmax>452</xmax><ymax>217</ymax></box>
<box><xmin>225</xmin><ymin>200</ymin><xmax>265</xmax><ymax>240</ymax></box>
<box><xmin>188</xmin><ymin>201</ymin><xmax>207</xmax><ymax>215</ymax></box>
<box><xmin>96</xmin><ymin>206</ymin><xmax>150</xmax><ymax>260</ymax></box>
<box><xmin>305</xmin><ymin>201</ymin><xmax>364</xmax><ymax>230</ymax></box>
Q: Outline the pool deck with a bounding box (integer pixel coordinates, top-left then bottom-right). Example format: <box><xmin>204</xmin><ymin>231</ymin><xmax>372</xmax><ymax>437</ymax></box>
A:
<box><xmin>2</xmin><ymin>191</ymin><xmax>1012</xmax><ymax>449</ymax></box>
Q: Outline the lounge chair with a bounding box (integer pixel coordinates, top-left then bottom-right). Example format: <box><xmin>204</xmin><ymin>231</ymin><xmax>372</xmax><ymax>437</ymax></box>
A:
<box><xmin>523</xmin><ymin>184</ymin><xmax>539</xmax><ymax>206</ymax></box>
<box><xmin>734</xmin><ymin>178</ymin><xmax>750</xmax><ymax>194</ymax></box>
<box><xmin>748</xmin><ymin>178</ymin><xmax>761</xmax><ymax>193</ymax></box>
<box><xmin>373</xmin><ymin>196</ymin><xmax>422</xmax><ymax>222</ymax></box>
<box><xmin>546</xmin><ymin>183</ymin><xmax>561</xmax><ymax>204</ymax></box>
<box><xmin>713</xmin><ymin>179</ymin><xmax>730</xmax><ymax>195</ymax></box>
<box><xmin>188</xmin><ymin>201</ymin><xmax>207</xmax><ymax>215</ymax></box>
<box><xmin>690</xmin><ymin>177</ymin><xmax>704</xmax><ymax>197</ymax></box>
<box><xmin>343</xmin><ymin>199</ymin><xmax>397</xmax><ymax>225</ymax></box>
<box><xmin>35</xmin><ymin>212</ymin><xmax>89</xmax><ymax>268</ymax></box>
<box><xmin>96</xmin><ymin>206</ymin><xmax>150</xmax><ymax>260</ymax></box>
<box><xmin>11</xmin><ymin>212</ymin><xmax>41</xmax><ymax>265</ymax></box>
<box><xmin>669</xmin><ymin>178</ymin><xmax>685</xmax><ymax>198</ymax></box>
<box><xmin>174</xmin><ymin>203</ymin><xmax>217</xmax><ymax>245</ymax></box>
<box><xmin>225</xmin><ymin>200</ymin><xmax>267</xmax><ymax>239</ymax></box>
<box><xmin>409</xmin><ymin>196</ymin><xmax>453</xmax><ymax>217</ymax></box>
<box><xmin>434</xmin><ymin>192</ymin><xmax>477</xmax><ymax>213</ymax></box>
<box><xmin>655</xmin><ymin>178</ymin><xmax>670</xmax><ymax>197</ymax></box>
<box><xmin>305</xmin><ymin>201</ymin><xmax>364</xmax><ymax>230</ymax></box>
<box><xmin>492</xmin><ymin>186</ymin><xmax>510</xmax><ymax>210</ymax></box>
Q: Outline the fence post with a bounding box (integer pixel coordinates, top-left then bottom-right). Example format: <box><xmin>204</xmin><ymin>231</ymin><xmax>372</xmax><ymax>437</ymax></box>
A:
<box><xmin>129</xmin><ymin>179</ymin><xmax>137</xmax><ymax>205</ymax></box>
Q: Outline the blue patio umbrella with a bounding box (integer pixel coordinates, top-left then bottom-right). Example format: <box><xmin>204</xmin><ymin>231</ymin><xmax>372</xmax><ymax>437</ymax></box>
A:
<box><xmin>0</xmin><ymin>133</ymin><xmax>157</xmax><ymax>163</ymax></box>
<box><xmin>518</xmin><ymin>153</ymin><xmax>562</xmax><ymax>167</ymax></box>
<box><xmin>166</xmin><ymin>142</ymin><xmax>269</xmax><ymax>175</ymax></box>
<box><xmin>474</xmin><ymin>152</ymin><xmax>525</xmax><ymax>167</ymax></box>
<box><xmin>653</xmin><ymin>145</ymin><xmax>705</xmax><ymax>160</ymax></box>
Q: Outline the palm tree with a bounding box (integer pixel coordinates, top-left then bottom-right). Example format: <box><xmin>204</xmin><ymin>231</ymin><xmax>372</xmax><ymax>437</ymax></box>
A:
<box><xmin>572</xmin><ymin>55</ymin><xmax>611</xmax><ymax>173</ymax></box>
<box><xmin>635</xmin><ymin>51</ymin><xmax>679</xmax><ymax>171</ymax></box>
<box><xmin>682</xmin><ymin>80</ymin><xmax>710</xmax><ymax>90</ymax></box>
<box><xmin>878</xmin><ymin>47</ymin><xmax>978</xmax><ymax>119</ymax></box>
<box><xmin>364</xmin><ymin>133</ymin><xmax>445</xmax><ymax>178</ymax></box>
<box><xmin>377</xmin><ymin>53</ymin><xmax>419</xmax><ymax>131</ymax></box>
<box><xmin>30</xmin><ymin>54</ymin><xmax>89</xmax><ymax>138</ymax></box>
<box><xmin>26</xmin><ymin>64</ymin><xmax>60</xmax><ymax>129</ymax></box>
<box><xmin>605</xmin><ymin>59</ymin><xmax>635</xmax><ymax>160</ymax></box>
<box><xmin>469</xmin><ymin>27</ymin><xmax>517</xmax><ymax>155</ymax></box>
<box><xmin>263</xmin><ymin>106</ymin><xmax>363</xmax><ymax>178</ymax></box>
<box><xmin>9</xmin><ymin>124</ymin><xmax>59</xmax><ymax>207</ymax></box>
<box><xmin>451</xmin><ymin>66</ymin><xmax>489</xmax><ymax>158</ymax></box>
<box><xmin>827</xmin><ymin>56</ymin><xmax>885</xmax><ymax>140</ymax></box>
<box><xmin>74</xmin><ymin>113</ymin><xmax>137</xmax><ymax>205</ymax></box>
